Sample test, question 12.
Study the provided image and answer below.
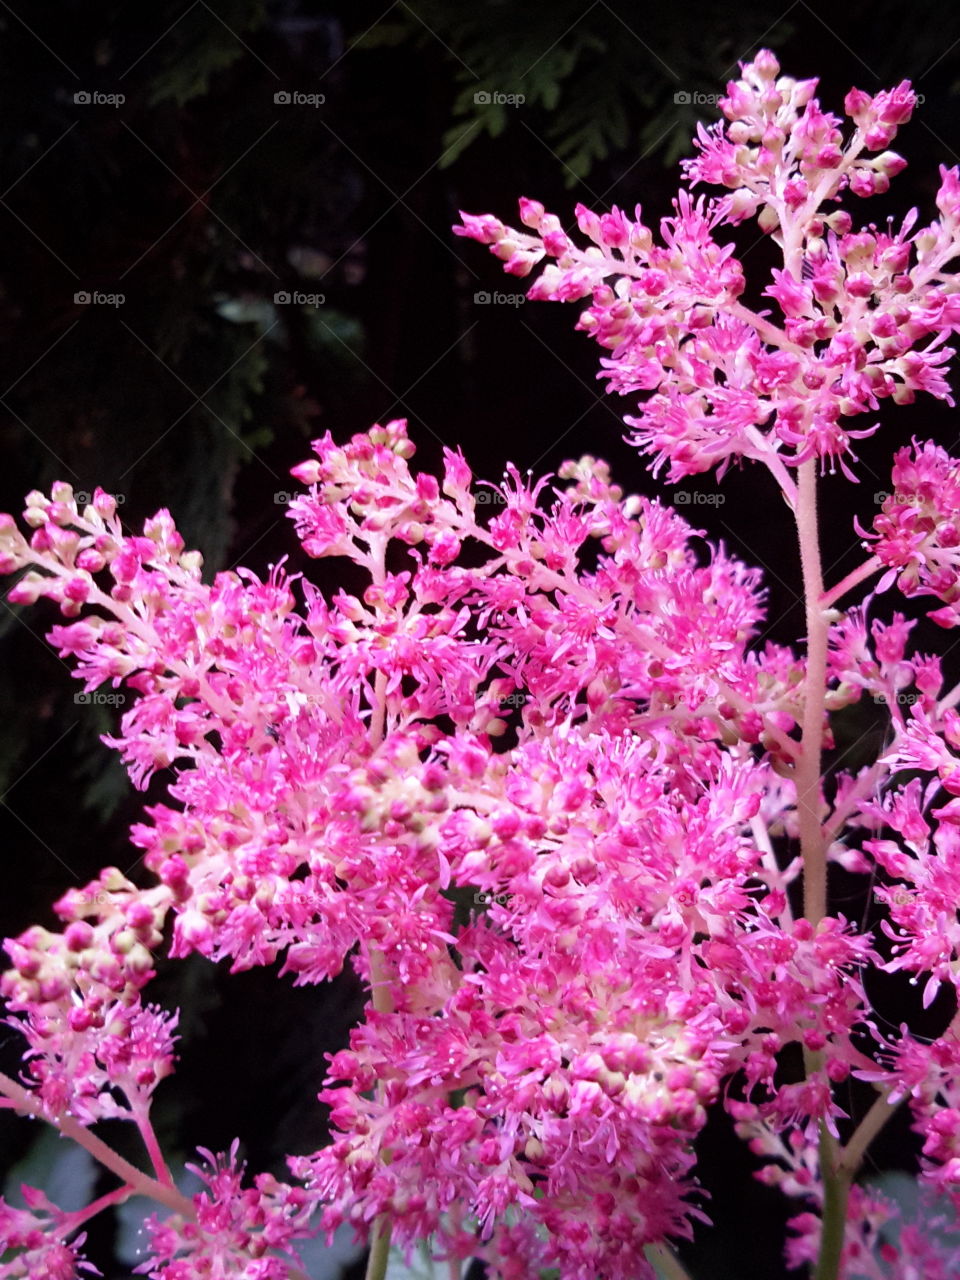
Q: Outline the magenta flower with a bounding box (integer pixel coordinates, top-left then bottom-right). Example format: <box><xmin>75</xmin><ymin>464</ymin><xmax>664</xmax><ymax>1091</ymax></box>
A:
<box><xmin>7</xmin><ymin>46</ymin><xmax>960</xmax><ymax>1280</ymax></box>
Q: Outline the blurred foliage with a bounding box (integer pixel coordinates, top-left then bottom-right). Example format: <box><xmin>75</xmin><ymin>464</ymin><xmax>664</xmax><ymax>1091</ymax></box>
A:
<box><xmin>358</xmin><ymin>0</ymin><xmax>796</xmax><ymax>179</ymax></box>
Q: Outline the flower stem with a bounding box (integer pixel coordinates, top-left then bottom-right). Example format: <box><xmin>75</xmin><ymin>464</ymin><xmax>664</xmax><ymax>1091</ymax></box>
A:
<box><xmin>644</xmin><ymin>1241</ymin><xmax>695</xmax><ymax>1280</ymax></box>
<box><xmin>0</xmin><ymin>1070</ymin><xmax>195</xmax><ymax>1219</ymax></box>
<box><xmin>794</xmin><ymin>462</ymin><xmax>851</xmax><ymax>1280</ymax></box>
<box><xmin>364</xmin><ymin>942</ymin><xmax>396</xmax><ymax>1280</ymax></box>
<box><xmin>59</xmin><ymin>1184</ymin><xmax>136</xmax><ymax>1233</ymax></box>
<box><xmin>820</xmin><ymin>555</ymin><xmax>883</xmax><ymax>610</ymax></box>
<box><xmin>134</xmin><ymin>1103</ymin><xmax>175</xmax><ymax>1187</ymax></box>
<box><xmin>365</xmin><ymin>1215</ymin><xmax>393</xmax><ymax>1280</ymax></box>
<box><xmin>812</xmin><ymin>1123</ymin><xmax>850</xmax><ymax>1280</ymax></box>
<box><xmin>795</xmin><ymin>459</ymin><xmax>829</xmax><ymax>925</ymax></box>
<box><xmin>838</xmin><ymin>1089</ymin><xmax>900</xmax><ymax>1179</ymax></box>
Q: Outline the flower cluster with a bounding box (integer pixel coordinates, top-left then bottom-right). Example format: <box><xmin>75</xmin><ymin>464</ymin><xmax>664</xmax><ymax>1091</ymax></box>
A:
<box><xmin>0</xmin><ymin>426</ymin><xmax>815</xmax><ymax>1277</ymax></box>
<box><xmin>0</xmin><ymin>1190</ymin><xmax>96</xmax><ymax>1279</ymax></box>
<box><xmin>456</xmin><ymin>52</ymin><xmax>960</xmax><ymax>484</ymax></box>
<box><xmin>137</xmin><ymin>1145</ymin><xmax>313</xmax><ymax>1280</ymax></box>
<box><xmin>4</xmin><ymin>46</ymin><xmax>960</xmax><ymax>1280</ymax></box>
<box><xmin>860</xmin><ymin>440</ymin><xmax>960</xmax><ymax>625</ymax></box>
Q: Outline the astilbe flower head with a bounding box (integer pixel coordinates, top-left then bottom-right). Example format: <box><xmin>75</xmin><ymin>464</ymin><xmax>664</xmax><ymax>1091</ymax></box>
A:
<box><xmin>0</xmin><ymin>865</ymin><xmax>176</xmax><ymax>1123</ymax></box>
<box><xmin>0</xmin><ymin>1192</ymin><xmax>97</xmax><ymax>1279</ymax></box>
<box><xmin>0</xmin><ymin>421</ymin><xmax>856</xmax><ymax>1278</ymax></box>
<box><xmin>136</xmin><ymin>1144</ymin><xmax>312</xmax><ymax>1279</ymax></box>
<box><xmin>456</xmin><ymin>51</ymin><xmax>960</xmax><ymax>484</ymax></box>
<box><xmin>9</xmin><ymin>49</ymin><xmax>960</xmax><ymax>1280</ymax></box>
<box><xmin>860</xmin><ymin>439</ymin><xmax>960</xmax><ymax>625</ymax></box>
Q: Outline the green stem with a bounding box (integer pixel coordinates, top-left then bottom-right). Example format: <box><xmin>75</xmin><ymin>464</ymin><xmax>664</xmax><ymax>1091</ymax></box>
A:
<box><xmin>812</xmin><ymin>1124</ymin><xmax>850</xmax><ymax>1280</ymax></box>
<box><xmin>838</xmin><ymin>1088</ymin><xmax>900</xmax><ymax>1180</ymax></box>
<box><xmin>644</xmin><ymin>1241</ymin><xmax>696</xmax><ymax>1280</ymax></box>
<box><xmin>364</xmin><ymin>940</ymin><xmax>396</xmax><ymax>1280</ymax></box>
<box><xmin>365</xmin><ymin>1214</ymin><xmax>393</xmax><ymax>1280</ymax></box>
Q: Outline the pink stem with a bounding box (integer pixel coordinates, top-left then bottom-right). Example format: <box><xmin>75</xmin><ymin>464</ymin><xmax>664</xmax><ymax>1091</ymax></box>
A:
<box><xmin>59</xmin><ymin>1184</ymin><xmax>136</xmax><ymax>1233</ymax></box>
<box><xmin>0</xmin><ymin>1070</ymin><xmax>194</xmax><ymax>1219</ymax></box>
<box><xmin>134</xmin><ymin>1103</ymin><xmax>175</xmax><ymax>1187</ymax></box>
<box><xmin>820</xmin><ymin>555</ymin><xmax>883</xmax><ymax>610</ymax></box>
<box><xmin>795</xmin><ymin>460</ymin><xmax>829</xmax><ymax>925</ymax></box>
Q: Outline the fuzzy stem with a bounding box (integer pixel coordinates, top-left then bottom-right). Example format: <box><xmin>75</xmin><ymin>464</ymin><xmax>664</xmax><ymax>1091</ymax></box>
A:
<box><xmin>0</xmin><ymin>1070</ymin><xmax>194</xmax><ymax>1219</ymax></box>
<box><xmin>362</xmin><ymin>529</ymin><xmax>395</xmax><ymax>1280</ymax></box>
<box><xmin>744</xmin><ymin>425</ymin><xmax>799</xmax><ymax>509</ymax></box>
<box><xmin>794</xmin><ymin>462</ymin><xmax>849</xmax><ymax>1280</ymax></box>
<box><xmin>795</xmin><ymin>459</ymin><xmax>829</xmax><ymax>925</ymax></box>
<box><xmin>820</xmin><ymin>555</ymin><xmax>883</xmax><ymax>610</ymax></box>
<box><xmin>134</xmin><ymin>1104</ymin><xmax>175</xmax><ymax>1187</ymax></box>
<box><xmin>59</xmin><ymin>1184</ymin><xmax>136</xmax><ymax>1233</ymax></box>
<box><xmin>364</xmin><ymin>947</ymin><xmax>396</xmax><ymax>1280</ymax></box>
<box><xmin>727</xmin><ymin>299</ymin><xmax>808</xmax><ymax>355</ymax></box>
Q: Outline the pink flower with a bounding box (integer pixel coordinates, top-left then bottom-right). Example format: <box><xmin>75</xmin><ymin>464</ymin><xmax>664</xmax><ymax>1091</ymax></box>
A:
<box><xmin>138</xmin><ymin>1145</ymin><xmax>312</xmax><ymax>1279</ymax></box>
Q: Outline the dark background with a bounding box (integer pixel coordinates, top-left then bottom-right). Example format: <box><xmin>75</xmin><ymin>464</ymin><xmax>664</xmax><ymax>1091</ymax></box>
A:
<box><xmin>1</xmin><ymin>2</ymin><xmax>960</xmax><ymax>1275</ymax></box>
